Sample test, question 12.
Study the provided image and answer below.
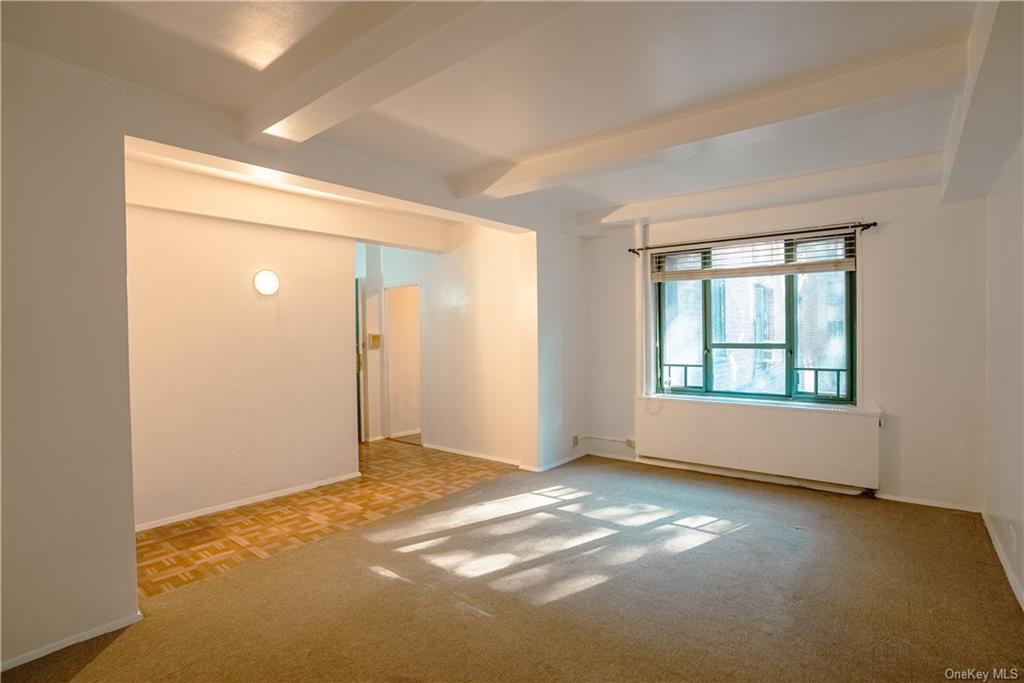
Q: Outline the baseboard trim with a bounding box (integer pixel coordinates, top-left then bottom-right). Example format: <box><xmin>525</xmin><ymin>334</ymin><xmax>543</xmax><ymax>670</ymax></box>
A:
<box><xmin>874</xmin><ymin>493</ymin><xmax>980</xmax><ymax>513</ymax></box>
<box><xmin>520</xmin><ymin>451</ymin><xmax>586</xmax><ymax>473</ymax></box>
<box><xmin>583</xmin><ymin>434</ymin><xmax>630</xmax><ymax>445</ymax></box>
<box><xmin>421</xmin><ymin>442</ymin><xmax>519</xmax><ymax>466</ymax></box>
<box><xmin>135</xmin><ymin>471</ymin><xmax>362</xmax><ymax>531</ymax></box>
<box><xmin>580</xmin><ymin>436</ymin><xmax>636</xmax><ymax>461</ymax></box>
<box><xmin>387</xmin><ymin>429</ymin><xmax>421</xmax><ymax>439</ymax></box>
<box><xmin>983</xmin><ymin>513</ymin><xmax>1024</xmax><ymax>612</ymax></box>
<box><xmin>366</xmin><ymin>436</ymin><xmax>385</xmax><ymax>443</ymax></box>
<box><xmin>1</xmin><ymin>610</ymin><xmax>143</xmax><ymax>671</ymax></box>
<box><xmin>636</xmin><ymin>454</ymin><xmax>865</xmax><ymax>496</ymax></box>
<box><xmin>588</xmin><ymin>450</ymin><xmax>639</xmax><ymax>462</ymax></box>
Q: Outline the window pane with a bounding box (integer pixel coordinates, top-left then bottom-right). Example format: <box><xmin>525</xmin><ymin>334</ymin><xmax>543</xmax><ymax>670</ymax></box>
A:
<box><xmin>796</xmin><ymin>272</ymin><xmax>847</xmax><ymax>370</ymax></box>
<box><xmin>686</xmin><ymin>365</ymin><xmax>704</xmax><ymax>388</ymax></box>
<box><xmin>662</xmin><ymin>251</ymin><xmax>702</xmax><ymax>272</ymax></box>
<box><xmin>818</xmin><ymin>371</ymin><xmax>839</xmax><ymax>396</ymax></box>
<box><xmin>711</xmin><ymin>275</ymin><xmax>786</xmax><ymax>344</ymax></box>
<box><xmin>662</xmin><ymin>281</ymin><xmax>703</xmax><ymax>366</ymax></box>
<box><xmin>664</xmin><ymin>365</ymin><xmax>687</xmax><ymax>390</ymax></box>
<box><xmin>795</xmin><ymin>237</ymin><xmax>846</xmax><ymax>263</ymax></box>
<box><xmin>711</xmin><ymin>241</ymin><xmax>785</xmax><ymax>269</ymax></box>
<box><xmin>711</xmin><ymin>348</ymin><xmax>786</xmax><ymax>394</ymax></box>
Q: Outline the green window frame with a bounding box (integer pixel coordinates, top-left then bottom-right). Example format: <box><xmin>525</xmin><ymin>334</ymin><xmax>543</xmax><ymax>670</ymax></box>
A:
<box><xmin>655</xmin><ymin>236</ymin><xmax>856</xmax><ymax>404</ymax></box>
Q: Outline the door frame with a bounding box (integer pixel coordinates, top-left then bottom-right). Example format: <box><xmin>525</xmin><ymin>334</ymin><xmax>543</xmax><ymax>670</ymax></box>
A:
<box><xmin>355</xmin><ymin>278</ymin><xmax>365</xmax><ymax>442</ymax></box>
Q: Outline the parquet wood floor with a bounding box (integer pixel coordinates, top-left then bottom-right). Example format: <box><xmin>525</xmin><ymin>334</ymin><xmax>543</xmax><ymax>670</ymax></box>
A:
<box><xmin>391</xmin><ymin>432</ymin><xmax>422</xmax><ymax>446</ymax></box>
<box><xmin>135</xmin><ymin>439</ymin><xmax>515</xmax><ymax>599</ymax></box>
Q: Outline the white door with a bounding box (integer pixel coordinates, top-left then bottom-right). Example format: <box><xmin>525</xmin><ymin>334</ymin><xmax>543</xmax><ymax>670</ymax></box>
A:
<box><xmin>383</xmin><ymin>284</ymin><xmax>421</xmax><ymax>438</ymax></box>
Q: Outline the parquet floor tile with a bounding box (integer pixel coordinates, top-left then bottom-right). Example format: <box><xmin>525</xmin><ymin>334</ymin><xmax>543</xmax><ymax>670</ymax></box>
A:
<box><xmin>135</xmin><ymin>439</ymin><xmax>515</xmax><ymax>599</ymax></box>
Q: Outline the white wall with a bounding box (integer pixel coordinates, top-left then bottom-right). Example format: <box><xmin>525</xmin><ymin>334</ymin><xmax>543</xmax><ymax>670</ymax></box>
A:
<box><xmin>582</xmin><ymin>228</ymin><xmax>637</xmax><ymax>459</ymax></box>
<box><xmin>127</xmin><ymin>205</ymin><xmax>358</xmax><ymax>527</ymax></box>
<box><xmin>362</xmin><ymin>245</ymin><xmax>386</xmax><ymax>440</ymax></box>
<box><xmin>364</xmin><ymin>226</ymin><xmax>539</xmax><ymax>467</ymax></box>
<box><xmin>535</xmin><ymin>230</ymin><xmax>587</xmax><ymax>470</ymax></box>
<box><xmin>2</xmin><ymin>45</ymin><xmax>140</xmax><ymax>667</ymax></box>
<box><xmin>0</xmin><ymin>45</ymin><xmax>482</xmax><ymax>667</ymax></box>
<box><xmin>984</xmin><ymin>138</ymin><xmax>1024</xmax><ymax>605</ymax></box>
<box><xmin>584</xmin><ymin>186</ymin><xmax>987</xmax><ymax>509</ymax></box>
<box><xmin>384</xmin><ymin>285</ymin><xmax>422</xmax><ymax>437</ymax></box>
<box><xmin>373</xmin><ymin>227</ymin><xmax>574</xmax><ymax>472</ymax></box>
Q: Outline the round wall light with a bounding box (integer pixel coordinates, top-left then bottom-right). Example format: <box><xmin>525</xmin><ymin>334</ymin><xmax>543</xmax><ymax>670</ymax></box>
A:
<box><xmin>253</xmin><ymin>269</ymin><xmax>280</xmax><ymax>296</ymax></box>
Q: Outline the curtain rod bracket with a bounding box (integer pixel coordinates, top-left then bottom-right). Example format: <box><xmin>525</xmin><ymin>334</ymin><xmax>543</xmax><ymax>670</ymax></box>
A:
<box><xmin>628</xmin><ymin>248</ymin><xmax>641</xmax><ymax>257</ymax></box>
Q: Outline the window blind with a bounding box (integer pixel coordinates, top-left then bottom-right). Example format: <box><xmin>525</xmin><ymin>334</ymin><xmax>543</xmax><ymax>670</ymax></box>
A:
<box><xmin>650</xmin><ymin>226</ymin><xmax>857</xmax><ymax>282</ymax></box>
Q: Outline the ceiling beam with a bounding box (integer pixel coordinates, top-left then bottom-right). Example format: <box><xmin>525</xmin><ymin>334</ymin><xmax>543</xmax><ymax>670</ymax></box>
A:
<box><xmin>243</xmin><ymin>2</ymin><xmax>570</xmax><ymax>144</ymax></box>
<box><xmin>941</xmin><ymin>1</ymin><xmax>1022</xmax><ymax>201</ymax></box>
<box><xmin>576</xmin><ymin>153</ymin><xmax>944</xmax><ymax>228</ymax></box>
<box><xmin>125</xmin><ymin>159</ymin><xmax>458</xmax><ymax>254</ymax></box>
<box><xmin>453</xmin><ymin>41</ymin><xmax>966</xmax><ymax>200</ymax></box>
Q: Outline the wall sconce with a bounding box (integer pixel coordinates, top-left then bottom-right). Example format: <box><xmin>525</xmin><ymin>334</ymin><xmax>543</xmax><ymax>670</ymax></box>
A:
<box><xmin>253</xmin><ymin>269</ymin><xmax>279</xmax><ymax>296</ymax></box>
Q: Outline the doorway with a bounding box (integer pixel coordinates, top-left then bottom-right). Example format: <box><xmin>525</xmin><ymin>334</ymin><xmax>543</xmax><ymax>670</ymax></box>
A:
<box><xmin>383</xmin><ymin>284</ymin><xmax>422</xmax><ymax>444</ymax></box>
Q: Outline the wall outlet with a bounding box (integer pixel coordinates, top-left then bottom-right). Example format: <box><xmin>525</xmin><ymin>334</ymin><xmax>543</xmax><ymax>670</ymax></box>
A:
<box><xmin>625</xmin><ymin>438</ymin><xmax>636</xmax><ymax>450</ymax></box>
<box><xmin>571</xmin><ymin>434</ymin><xmax>579</xmax><ymax>448</ymax></box>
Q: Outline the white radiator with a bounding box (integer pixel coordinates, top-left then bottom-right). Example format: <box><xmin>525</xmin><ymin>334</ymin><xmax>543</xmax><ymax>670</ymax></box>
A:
<box><xmin>635</xmin><ymin>397</ymin><xmax>881</xmax><ymax>489</ymax></box>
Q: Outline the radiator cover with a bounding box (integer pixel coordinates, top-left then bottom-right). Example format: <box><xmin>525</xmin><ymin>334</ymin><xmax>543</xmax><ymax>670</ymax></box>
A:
<box><xmin>635</xmin><ymin>397</ymin><xmax>881</xmax><ymax>489</ymax></box>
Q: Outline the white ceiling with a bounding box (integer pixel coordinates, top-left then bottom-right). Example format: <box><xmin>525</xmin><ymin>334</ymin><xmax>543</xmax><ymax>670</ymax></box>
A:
<box><xmin>1</xmin><ymin>1</ymin><xmax>977</xmax><ymax>223</ymax></box>
<box><xmin>1</xmin><ymin>2</ymin><xmax>396</xmax><ymax>113</ymax></box>
<box><xmin>527</xmin><ymin>91</ymin><xmax>959</xmax><ymax>212</ymax></box>
<box><xmin>325</xmin><ymin>2</ymin><xmax>971</xmax><ymax>172</ymax></box>
<box><xmin>112</xmin><ymin>2</ymin><xmax>340</xmax><ymax>71</ymax></box>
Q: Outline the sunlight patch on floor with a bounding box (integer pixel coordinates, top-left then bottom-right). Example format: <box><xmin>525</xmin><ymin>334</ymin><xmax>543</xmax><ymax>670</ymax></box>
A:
<box><xmin>675</xmin><ymin>514</ymin><xmax>718</xmax><ymax>528</ymax></box>
<box><xmin>369</xmin><ymin>565</ymin><xmax>412</xmax><ymax>583</ymax></box>
<box><xmin>484</xmin><ymin>512</ymin><xmax>554</xmax><ymax>536</ymax></box>
<box><xmin>374</xmin><ymin>481</ymin><xmax>752</xmax><ymax>606</ymax></box>
<box><xmin>533</xmin><ymin>486</ymin><xmax>593</xmax><ymax>501</ymax></box>
<box><xmin>487</xmin><ymin>563</ymin><xmax>553</xmax><ymax>593</ymax></box>
<box><xmin>533</xmin><ymin>574</ymin><xmax>609</xmax><ymax>605</ymax></box>
<box><xmin>487</xmin><ymin>552</ymin><xmax>615</xmax><ymax>605</ymax></box>
<box><xmin>395</xmin><ymin>536</ymin><xmax>450</xmax><ymax>553</ymax></box>
<box><xmin>651</xmin><ymin>525</ymin><xmax>718</xmax><ymax>554</ymax></box>
<box><xmin>597</xmin><ymin>544</ymin><xmax>649</xmax><ymax>566</ymax></box>
<box><xmin>697</xmin><ymin>519</ymin><xmax>747</xmax><ymax>534</ymax></box>
<box><xmin>557</xmin><ymin>499</ymin><xmax>676</xmax><ymax>527</ymax></box>
<box><xmin>365</xmin><ymin>493</ymin><xmax>555</xmax><ymax>543</ymax></box>
<box><xmin>450</xmin><ymin>552</ymin><xmax>520</xmax><ymax>578</ymax></box>
<box><xmin>421</xmin><ymin>524</ymin><xmax>618</xmax><ymax>578</ymax></box>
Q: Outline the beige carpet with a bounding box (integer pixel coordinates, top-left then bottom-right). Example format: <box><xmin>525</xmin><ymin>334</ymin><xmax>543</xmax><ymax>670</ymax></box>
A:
<box><xmin>9</xmin><ymin>456</ymin><xmax>1023</xmax><ymax>682</ymax></box>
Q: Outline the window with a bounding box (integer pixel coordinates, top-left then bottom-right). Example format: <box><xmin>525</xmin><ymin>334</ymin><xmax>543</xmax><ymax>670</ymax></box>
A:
<box><xmin>653</xmin><ymin>231</ymin><xmax>856</xmax><ymax>403</ymax></box>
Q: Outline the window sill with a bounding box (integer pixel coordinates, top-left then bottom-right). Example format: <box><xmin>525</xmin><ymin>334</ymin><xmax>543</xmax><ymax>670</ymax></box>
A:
<box><xmin>640</xmin><ymin>392</ymin><xmax>881</xmax><ymax>417</ymax></box>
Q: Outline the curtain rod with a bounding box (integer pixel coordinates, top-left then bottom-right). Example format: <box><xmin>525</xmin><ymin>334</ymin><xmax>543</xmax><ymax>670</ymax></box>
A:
<box><xmin>627</xmin><ymin>221</ymin><xmax>877</xmax><ymax>256</ymax></box>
